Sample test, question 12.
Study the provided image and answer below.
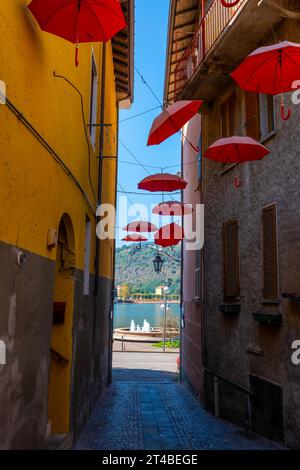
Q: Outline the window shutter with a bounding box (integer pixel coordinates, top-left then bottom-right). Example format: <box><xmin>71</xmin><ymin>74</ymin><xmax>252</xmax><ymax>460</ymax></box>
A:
<box><xmin>221</xmin><ymin>91</ymin><xmax>236</xmax><ymax>138</ymax></box>
<box><xmin>228</xmin><ymin>91</ymin><xmax>236</xmax><ymax>135</ymax></box>
<box><xmin>221</xmin><ymin>102</ymin><xmax>227</xmax><ymax>138</ymax></box>
<box><xmin>245</xmin><ymin>91</ymin><xmax>260</xmax><ymax>140</ymax></box>
<box><xmin>223</xmin><ymin>221</ymin><xmax>240</xmax><ymax>298</ymax></box>
<box><xmin>262</xmin><ymin>205</ymin><xmax>278</xmax><ymax>300</ymax></box>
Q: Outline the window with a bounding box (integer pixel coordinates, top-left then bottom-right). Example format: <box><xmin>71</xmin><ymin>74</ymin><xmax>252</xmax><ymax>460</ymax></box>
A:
<box><xmin>223</xmin><ymin>220</ymin><xmax>240</xmax><ymax>298</ymax></box>
<box><xmin>89</xmin><ymin>54</ymin><xmax>98</xmax><ymax>147</ymax></box>
<box><xmin>83</xmin><ymin>215</ymin><xmax>92</xmax><ymax>295</ymax></box>
<box><xmin>259</xmin><ymin>94</ymin><xmax>275</xmax><ymax>141</ymax></box>
<box><xmin>221</xmin><ymin>91</ymin><xmax>236</xmax><ymax>137</ymax></box>
<box><xmin>262</xmin><ymin>204</ymin><xmax>278</xmax><ymax>301</ymax></box>
<box><xmin>245</xmin><ymin>92</ymin><xmax>275</xmax><ymax>141</ymax></box>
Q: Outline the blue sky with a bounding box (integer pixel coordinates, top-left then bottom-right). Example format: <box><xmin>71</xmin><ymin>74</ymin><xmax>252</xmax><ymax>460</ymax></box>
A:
<box><xmin>116</xmin><ymin>0</ymin><xmax>181</xmax><ymax>245</ymax></box>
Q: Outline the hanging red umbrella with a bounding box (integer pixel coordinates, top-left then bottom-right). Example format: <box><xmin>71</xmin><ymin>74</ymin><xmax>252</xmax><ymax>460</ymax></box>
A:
<box><xmin>231</xmin><ymin>41</ymin><xmax>300</xmax><ymax>120</ymax></box>
<box><xmin>123</xmin><ymin>221</ymin><xmax>158</xmax><ymax>233</ymax></box>
<box><xmin>28</xmin><ymin>0</ymin><xmax>126</xmax><ymax>66</ymax></box>
<box><xmin>204</xmin><ymin>136</ymin><xmax>270</xmax><ymax>188</ymax></box>
<box><xmin>220</xmin><ymin>0</ymin><xmax>241</xmax><ymax>7</ymax></box>
<box><xmin>147</xmin><ymin>100</ymin><xmax>203</xmax><ymax>146</ymax></box>
<box><xmin>138</xmin><ymin>174</ymin><xmax>187</xmax><ymax>193</ymax></box>
<box><xmin>204</xmin><ymin>136</ymin><xmax>270</xmax><ymax>163</ymax></box>
<box><xmin>152</xmin><ymin>201</ymin><xmax>193</xmax><ymax>216</ymax></box>
<box><xmin>122</xmin><ymin>234</ymin><xmax>148</xmax><ymax>242</ymax></box>
<box><xmin>154</xmin><ymin>223</ymin><xmax>184</xmax><ymax>248</ymax></box>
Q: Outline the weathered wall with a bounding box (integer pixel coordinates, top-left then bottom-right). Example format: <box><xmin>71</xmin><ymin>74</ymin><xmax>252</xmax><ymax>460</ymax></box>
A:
<box><xmin>71</xmin><ymin>272</ymin><xmax>112</xmax><ymax>442</ymax></box>
<box><xmin>202</xmin><ymin>23</ymin><xmax>300</xmax><ymax>448</ymax></box>
<box><xmin>182</xmin><ymin>114</ymin><xmax>204</xmax><ymax>400</ymax></box>
<box><xmin>0</xmin><ymin>1</ymin><xmax>118</xmax><ymax>449</ymax></box>
<box><xmin>0</xmin><ymin>242</ymin><xmax>54</xmax><ymax>449</ymax></box>
<box><xmin>0</xmin><ymin>240</ymin><xmax>113</xmax><ymax>449</ymax></box>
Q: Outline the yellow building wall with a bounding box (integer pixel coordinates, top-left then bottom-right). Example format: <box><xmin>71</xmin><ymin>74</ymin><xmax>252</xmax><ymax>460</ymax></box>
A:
<box><xmin>0</xmin><ymin>0</ymin><xmax>118</xmax><ymax>280</ymax></box>
<box><xmin>0</xmin><ymin>1</ymin><xmax>118</xmax><ymax>434</ymax></box>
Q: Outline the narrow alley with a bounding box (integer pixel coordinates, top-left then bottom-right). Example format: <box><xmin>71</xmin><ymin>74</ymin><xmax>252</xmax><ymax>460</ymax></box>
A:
<box><xmin>75</xmin><ymin>353</ymin><xmax>283</xmax><ymax>451</ymax></box>
<box><xmin>1</xmin><ymin>0</ymin><xmax>300</xmax><ymax>458</ymax></box>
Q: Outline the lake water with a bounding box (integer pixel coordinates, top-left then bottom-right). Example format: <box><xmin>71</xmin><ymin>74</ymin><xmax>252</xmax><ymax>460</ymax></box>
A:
<box><xmin>114</xmin><ymin>303</ymin><xmax>181</xmax><ymax>329</ymax></box>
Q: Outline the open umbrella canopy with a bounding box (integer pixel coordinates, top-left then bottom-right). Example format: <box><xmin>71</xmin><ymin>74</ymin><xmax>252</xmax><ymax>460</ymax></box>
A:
<box><xmin>231</xmin><ymin>41</ymin><xmax>300</xmax><ymax>95</ymax></box>
<box><xmin>123</xmin><ymin>221</ymin><xmax>158</xmax><ymax>233</ymax></box>
<box><xmin>204</xmin><ymin>136</ymin><xmax>270</xmax><ymax>164</ymax></box>
<box><xmin>28</xmin><ymin>0</ymin><xmax>126</xmax><ymax>43</ymax></box>
<box><xmin>28</xmin><ymin>0</ymin><xmax>126</xmax><ymax>65</ymax></box>
<box><xmin>122</xmin><ymin>234</ymin><xmax>148</xmax><ymax>242</ymax></box>
<box><xmin>154</xmin><ymin>222</ymin><xmax>184</xmax><ymax>248</ymax></box>
<box><xmin>147</xmin><ymin>100</ymin><xmax>203</xmax><ymax>146</ymax></box>
<box><xmin>152</xmin><ymin>201</ymin><xmax>192</xmax><ymax>216</ymax></box>
<box><xmin>138</xmin><ymin>173</ymin><xmax>187</xmax><ymax>193</ymax></box>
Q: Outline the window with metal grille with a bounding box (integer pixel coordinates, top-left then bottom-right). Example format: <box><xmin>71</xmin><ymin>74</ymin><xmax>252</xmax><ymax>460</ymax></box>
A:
<box><xmin>262</xmin><ymin>204</ymin><xmax>278</xmax><ymax>300</ymax></box>
<box><xmin>223</xmin><ymin>220</ymin><xmax>240</xmax><ymax>298</ymax></box>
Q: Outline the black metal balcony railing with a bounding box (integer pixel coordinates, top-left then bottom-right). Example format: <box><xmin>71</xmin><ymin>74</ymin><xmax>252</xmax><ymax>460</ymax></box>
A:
<box><xmin>174</xmin><ymin>0</ymin><xmax>247</xmax><ymax>99</ymax></box>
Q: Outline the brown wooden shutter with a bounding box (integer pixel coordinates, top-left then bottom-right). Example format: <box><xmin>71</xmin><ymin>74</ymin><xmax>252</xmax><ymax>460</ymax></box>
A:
<box><xmin>221</xmin><ymin>102</ymin><xmax>227</xmax><ymax>137</ymax></box>
<box><xmin>228</xmin><ymin>91</ymin><xmax>236</xmax><ymax>135</ymax></box>
<box><xmin>262</xmin><ymin>205</ymin><xmax>278</xmax><ymax>300</ymax></box>
<box><xmin>223</xmin><ymin>220</ymin><xmax>240</xmax><ymax>298</ymax></box>
<box><xmin>245</xmin><ymin>91</ymin><xmax>260</xmax><ymax>140</ymax></box>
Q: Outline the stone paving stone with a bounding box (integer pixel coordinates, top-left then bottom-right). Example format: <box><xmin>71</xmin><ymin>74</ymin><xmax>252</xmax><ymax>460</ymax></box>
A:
<box><xmin>75</xmin><ymin>378</ymin><xmax>285</xmax><ymax>450</ymax></box>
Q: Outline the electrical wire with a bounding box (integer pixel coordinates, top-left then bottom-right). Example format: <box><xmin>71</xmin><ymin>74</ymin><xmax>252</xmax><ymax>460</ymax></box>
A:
<box><xmin>119</xmin><ymin>105</ymin><xmax>162</xmax><ymax>124</ymax></box>
<box><xmin>53</xmin><ymin>72</ymin><xmax>97</xmax><ymax>204</ymax></box>
<box><xmin>3</xmin><ymin>95</ymin><xmax>96</xmax><ymax>214</ymax></box>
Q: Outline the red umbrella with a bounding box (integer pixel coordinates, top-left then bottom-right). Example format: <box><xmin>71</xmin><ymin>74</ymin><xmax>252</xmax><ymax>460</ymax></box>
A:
<box><xmin>147</xmin><ymin>100</ymin><xmax>203</xmax><ymax>146</ymax></box>
<box><xmin>221</xmin><ymin>0</ymin><xmax>241</xmax><ymax>7</ymax></box>
<box><xmin>152</xmin><ymin>201</ymin><xmax>192</xmax><ymax>216</ymax></box>
<box><xmin>28</xmin><ymin>0</ymin><xmax>126</xmax><ymax>66</ymax></box>
<box><xmin>122</xmin><ymin>234</ymin><xmax>148</xmax><ymax>242</ymax></box>
<box><xmin>204</xmin><ymin>136</ymin><xmax>270</xmax><ymax>188</ymax></box>
<box><xmin>204</xmin><ymin>136</ymin><xmax>270</xmax><ymax>163</ymax></box>
<box><xmin>123</xmin><ymin>221</ymin><xmax>158</xmax><ymax>233</ymax></box>
<box><xmin>138</xmin><ymin>174</ymin><xmax>187</xmax><ymax>193</ymax></box>
<box><xmin>154</xmin><ymin>223</ymin><xmax>184</xmax><ymax>248</ymax></box>
<box><xmin>231</xmin><ymin>41</ymin><xmax>300</xmax><ymax>120</ymax></box>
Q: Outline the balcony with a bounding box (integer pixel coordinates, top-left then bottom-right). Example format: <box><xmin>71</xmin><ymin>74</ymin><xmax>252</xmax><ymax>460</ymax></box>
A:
<box><xmin>167</xmin><ymin>0</ymin><xmax>300</xmax><ymax>105</ymax></box>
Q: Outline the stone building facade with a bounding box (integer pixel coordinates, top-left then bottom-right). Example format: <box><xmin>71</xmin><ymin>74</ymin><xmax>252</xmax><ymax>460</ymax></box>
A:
<box><xmin>165</xmin><ymin>0</ymin><xmax>300</xmax><ymax>448</ymax></box>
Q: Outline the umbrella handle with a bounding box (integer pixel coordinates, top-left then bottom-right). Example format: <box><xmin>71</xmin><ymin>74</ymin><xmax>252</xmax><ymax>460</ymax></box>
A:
<box><xmin>234</xmin><ymin>175</ymin><xmax>242</xmax><ymax>189</ymax></box>
<box><xmin>75</xmin><ymin>44</ymin><xmax>79</xmax><ymax>67</ymax></box>
<box><xmin>189</xmin><ymin>142</ymin><xmax>199</xmax><ymax>153</ymax></box>
<box><xmin>221</xmin><ymin>0</ymin><xmax>241</xmax><ymax>7</ymax></box>
<box><xmin>280</xmin><ymin>102</ymin><xmax>291</xmax><ymax>121</ymax></box>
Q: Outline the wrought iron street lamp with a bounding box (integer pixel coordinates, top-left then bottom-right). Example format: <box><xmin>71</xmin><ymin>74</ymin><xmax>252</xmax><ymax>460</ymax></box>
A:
<box><xmin>153</xmin><ymin>254</ymin><xmax>164</xmax><ymax>273</ymax></box>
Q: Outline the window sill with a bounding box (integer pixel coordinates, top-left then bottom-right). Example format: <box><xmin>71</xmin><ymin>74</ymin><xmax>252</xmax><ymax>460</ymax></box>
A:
<box><xmin>223</xmin><ymin>296</ymin><xmax>241</xmax><ymax>302</ymax></box>
<box><xmin>261</xmin><ymin>299</ymin><xmax>280</xmax><ymax>305</ymax></box>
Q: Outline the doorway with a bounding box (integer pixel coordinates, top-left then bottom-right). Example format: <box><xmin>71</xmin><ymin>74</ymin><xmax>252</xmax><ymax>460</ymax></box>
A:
<box><xmin>48</xmin><ymin>214</ymin><xmax>76</xmax><ymax>435</ymax></box>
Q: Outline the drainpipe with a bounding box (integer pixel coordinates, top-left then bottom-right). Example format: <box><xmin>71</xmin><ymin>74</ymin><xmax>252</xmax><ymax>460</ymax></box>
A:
<box><xmin>107</xmin><ymin>106</ymin><xmax>119</xmax><ymax>386</ymax></box>
<box><xmin>180</xmin><ymin>135</ymin><xmax>184</xmax><ymax>382</ymax></box>
<box><xmin>94</xmin><ymin>43</ymin><xmax>106</xmax><ymax>297</ymax></box>
<box><xmin>200</xmin><ymin>116</ymin><xmax>205</xmax><ymax>388</ymax></box>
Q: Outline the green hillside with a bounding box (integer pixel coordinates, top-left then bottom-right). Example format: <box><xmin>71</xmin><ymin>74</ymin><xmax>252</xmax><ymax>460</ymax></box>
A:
<box><xmin>115</xmin><ymin>244</ymin><xmax>181</xmax><ymax>295</ymax></box>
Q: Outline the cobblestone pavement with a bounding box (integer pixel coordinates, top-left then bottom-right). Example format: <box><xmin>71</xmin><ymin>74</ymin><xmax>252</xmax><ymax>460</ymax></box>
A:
<box><xmin>75</xmin><ymin>353</ymin><xmax>284</xmax><ymax>451</ymax></box>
